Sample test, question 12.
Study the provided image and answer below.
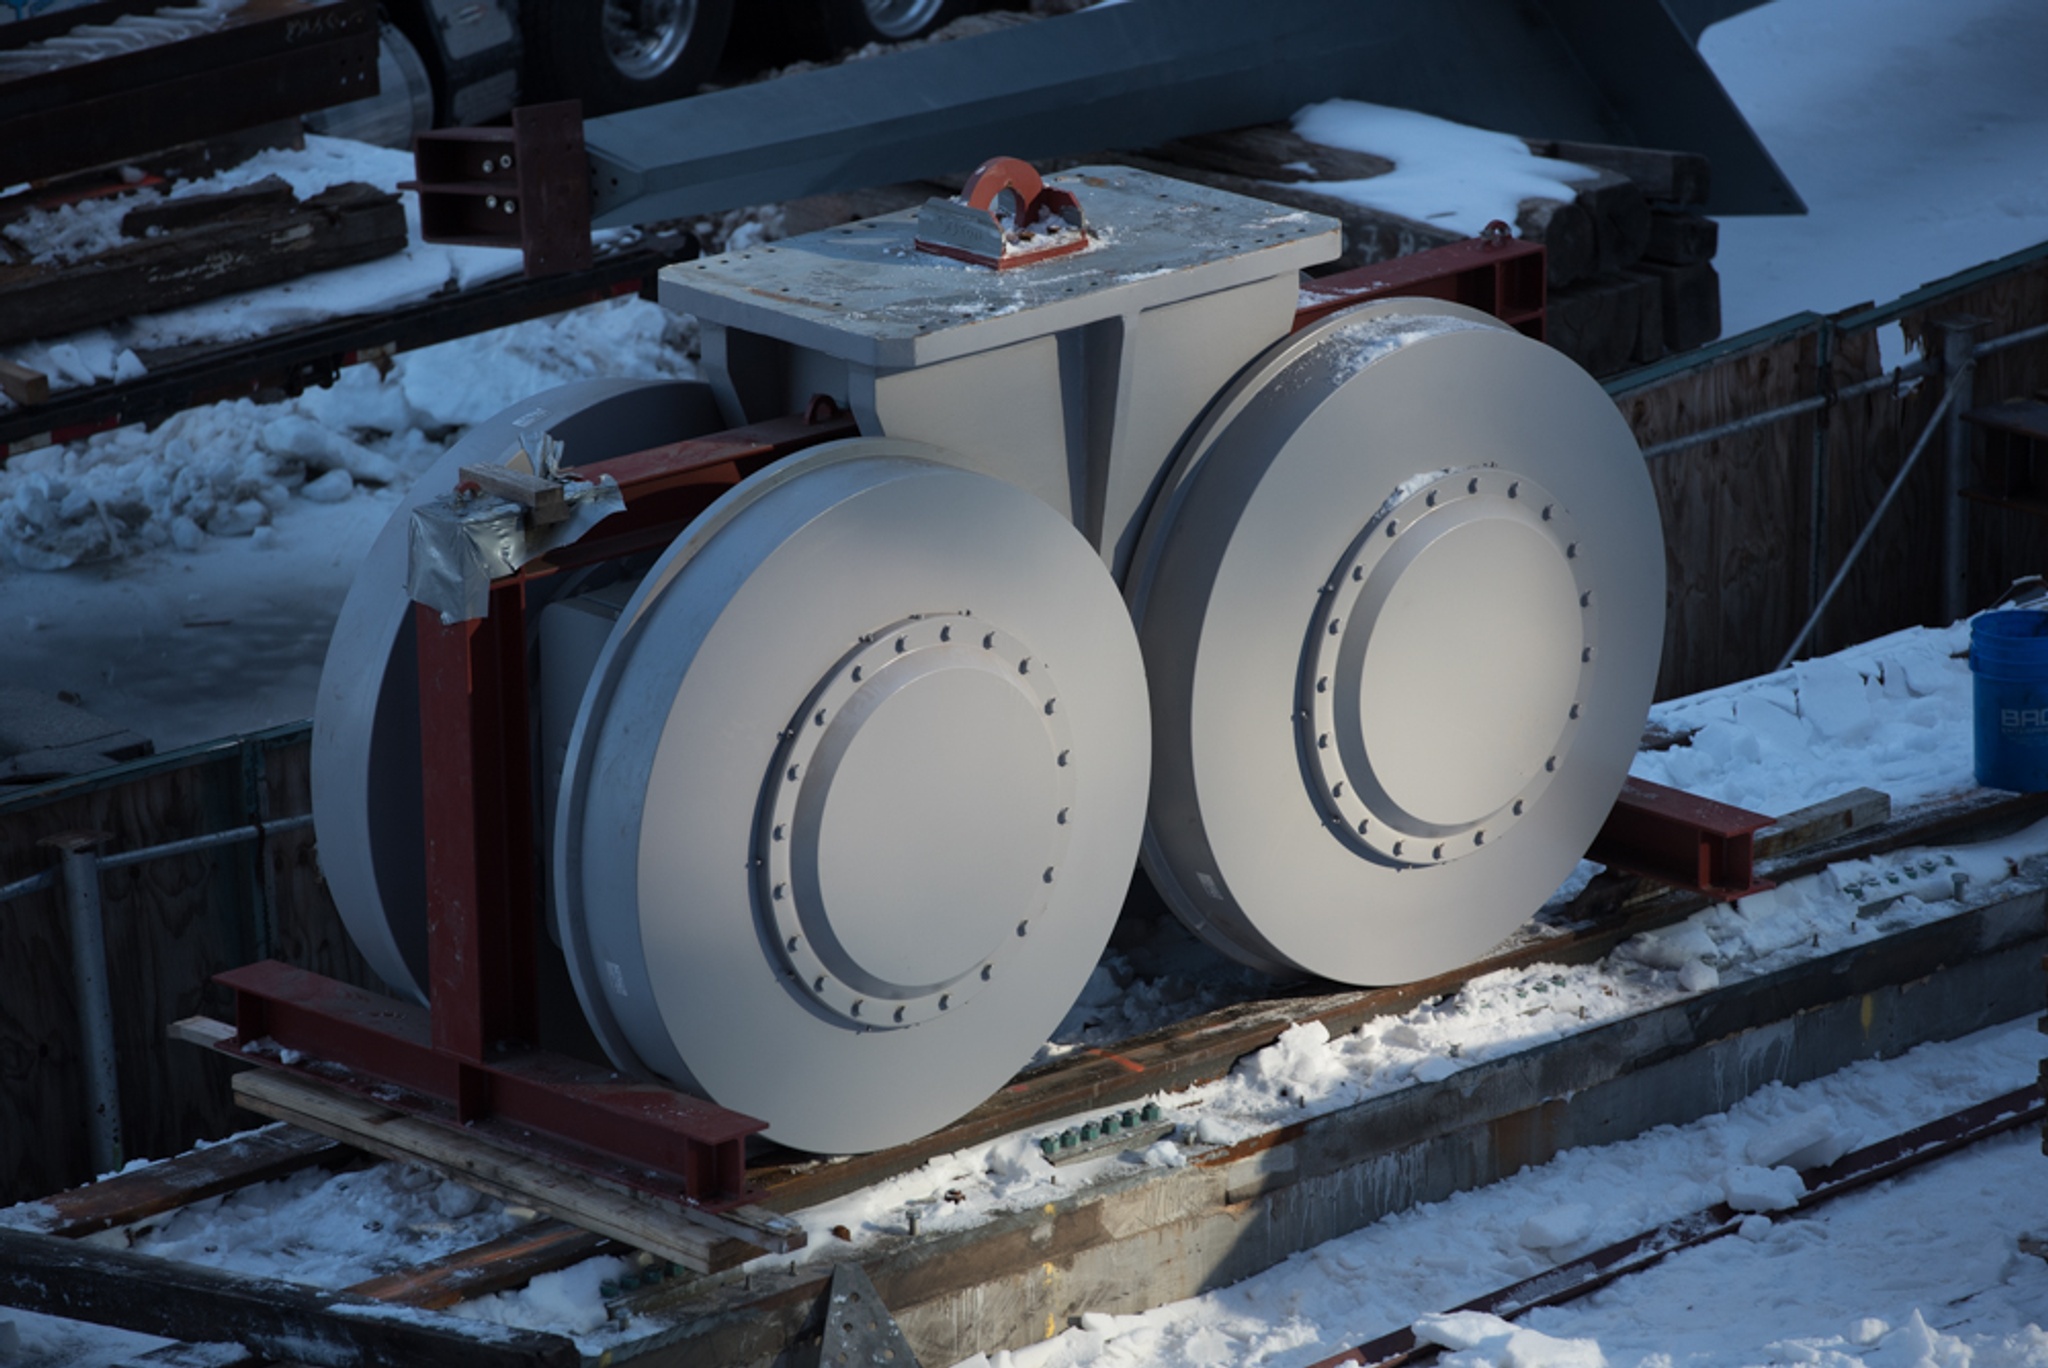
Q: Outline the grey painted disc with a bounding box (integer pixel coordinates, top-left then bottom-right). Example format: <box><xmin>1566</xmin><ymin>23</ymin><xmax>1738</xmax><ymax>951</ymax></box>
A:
<box><xmin>1126</xmin><ymin>300</ymin><xmax>1665</xmax><ymax>985</ymax></box>
<box><xmin>552</xmin><ymin>439</ymin><xmax>1149</xmax><ymax>1154</ymax></box>
<box><xmin>311</xmin><ymin>379</ymin><xmax>725</xmax><ymax>1000</ymax></box>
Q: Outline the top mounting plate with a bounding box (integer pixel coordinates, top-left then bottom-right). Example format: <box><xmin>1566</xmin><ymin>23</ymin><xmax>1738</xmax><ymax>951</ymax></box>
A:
<box><xmin>658</xmin><ymin>166</ymin><xmax>1339</xmax><ymax>370</ymax></box>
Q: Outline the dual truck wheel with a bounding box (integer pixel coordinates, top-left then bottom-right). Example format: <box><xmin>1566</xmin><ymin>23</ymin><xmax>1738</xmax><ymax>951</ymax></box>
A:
<box><xmin>313</xmin><ymin>301</ymin><xmax>1662</xmax><ymax>1153</ymax></box>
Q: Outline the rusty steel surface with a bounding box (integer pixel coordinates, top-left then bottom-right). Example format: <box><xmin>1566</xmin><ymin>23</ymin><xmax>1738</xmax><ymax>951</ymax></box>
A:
<box><xmin>405</xmin><ymin>101</ymin><xmax>594</xmax><ymax>278</ymax></box>
<box><xmin>1587</xmin><ymin>774</ymin><xmax>1776</xmax><ymax>898</ymax></box>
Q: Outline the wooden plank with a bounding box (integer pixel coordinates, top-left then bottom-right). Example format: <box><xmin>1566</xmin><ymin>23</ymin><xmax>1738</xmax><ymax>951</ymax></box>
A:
<box><xmin>1754</xmin><ymin>788</ymin><xmax>1893</xmax><ymax>862</ymax></box>
<box><xmin>1515</xmin><ymin>194</ymin><xmax>1595</xmax><ymax>287</ymax></box>
<box><xmin>1547</xmin><ymin>272</ymin><xmax>1647</xmax><ymax>377</ymax></box>
<box><xmin>1638</xmin><ymin>258</ymin><xmax>1724</xmax><ymax>352</ymax></box>
<box><xmin>30</xmin><ymin>1122</ymin><xmax>350</xmax><ymax>1239</ymax></box>
<box><xmin>1645</xmin><ymin>209</ymin><xmax>1719</xmax><ymax>265</ymax></box>
<box><xmin>1524</xmin><ymin>138</ymin><xmax>1712</xmax><ymax>205</ymax></box>
<box><xmin>119</xmin><ymin>175</ymin><xmax>297</xmax><ymax>237</ymax></box>
<box><xmin>1146</xmin><ymin>124</ymin><xmax>1394</xmax><ymax>184</ymax></box>
<box><xmin>0</xmin><ymin>1225</ymin><xmax>577</xmax><ymax>1368</ymax></box>
<box><xmin>346</xmin><ymin>1221</ymin><xmax>618</xmax><ymax>1311</ymax></box>
<box><xmin>0</xmin><ymin>358</ymin><xmax>47</xmax><ymax>406</ymax></box>
<box><xmin>229</xmin><ymin>1069</ymin><xmax>765</xmax><ymax>1276</ymax></box>
<box><xmin>0</xmin><ymin>182</ymin><xmax>405</xmax><ymax>350</ymax></box>
<box><xmin>1555</xmin><ymin>165</ymin><xmax>1651</xmax><ymax>274</ymax></box>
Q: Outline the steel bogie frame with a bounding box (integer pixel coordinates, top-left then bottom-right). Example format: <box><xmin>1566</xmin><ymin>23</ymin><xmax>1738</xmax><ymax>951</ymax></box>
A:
<box><xmin>220</xmin><ymin>203</ymin><xmax>1762</xmax><ymax>1186</ymax></box>
<box><xmin>216</xmin><ymin>404</ymin><xmax>858</xmax><ymax>1205</ymax></box>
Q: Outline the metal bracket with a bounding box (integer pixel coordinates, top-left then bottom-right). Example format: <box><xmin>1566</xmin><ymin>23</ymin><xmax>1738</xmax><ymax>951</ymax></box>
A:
<box><xmin>819</xmin><ymin>1263</ymin><xmax>922</xmax><ymax>1368</ymax></box>
<box><xmin>404</xmin><ymin>101</ymin><xmax>593</xmax><ymax>278</ymax></box>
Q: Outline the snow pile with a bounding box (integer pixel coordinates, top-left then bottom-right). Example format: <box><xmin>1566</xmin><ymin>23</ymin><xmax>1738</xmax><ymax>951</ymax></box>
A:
<box><xmin>112</xmin><ymin>1162</ymin><xmax>519</xmax><ymax>1288</ymax></box>
<box><xmin>1633</xmin><ymin>623</ymin><xmax>1977</xmax><ymax>817</ymax></box>
<box><xmin>1288</xmin><ymin>100</ymin><xmax>1598</xmax><ymax>236</ymax></box>
<box><xmin>0</xmin><ymin>295</ymin><xmax>694</xmax><ymax>570</ymax></box>
<box><xmin>1416</xmin><ymin>1311</ymin><xmax>1606</xmax><ymax>1368</ymax></box>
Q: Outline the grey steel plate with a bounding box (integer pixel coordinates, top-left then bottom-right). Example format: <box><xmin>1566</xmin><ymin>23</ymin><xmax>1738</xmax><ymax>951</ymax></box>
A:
<box><xmin>552</xmin><ymin>438</ymin><xmax>1150</xmax><ymax>1154</ymax></box>
<box><xmin>1127</xmin><ymin>300</ymin><xmax>1666</xmax><ymax>985</ymax></box>
<box><xmin>658</xmin><ymin>165</ymin><xmax>1339</xmax><ymax>370</ymax></box>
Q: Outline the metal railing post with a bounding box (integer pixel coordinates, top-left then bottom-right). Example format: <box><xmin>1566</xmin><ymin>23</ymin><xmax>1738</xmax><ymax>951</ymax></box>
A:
<box><xmin>41</xmin><ymin>831</ymin><xmax>123</xmax><ymax>1176</ymax></box>
<box><xmin>1935</xmin><ymin>316</ymin><xmax>1983</xmax><ymax>623</ymax></box>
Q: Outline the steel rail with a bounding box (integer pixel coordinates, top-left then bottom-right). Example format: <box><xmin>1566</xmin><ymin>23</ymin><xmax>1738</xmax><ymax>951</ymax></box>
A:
<box><xmin>1310</xmin><ymin>1084</ymin><xmax>2047</xmax><ymax>1367</ymax></box>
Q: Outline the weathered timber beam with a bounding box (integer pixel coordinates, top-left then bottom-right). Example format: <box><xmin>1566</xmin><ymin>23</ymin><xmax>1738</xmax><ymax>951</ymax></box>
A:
<box><xmin>0</xmin><ymin>182</ymin><xmax>406</xmax><ymax>350</ymax></box>
<box><xmin>0</xmin><ymin>1225</ymin><xmax>578</xmax><ymax>1368</ymax></box>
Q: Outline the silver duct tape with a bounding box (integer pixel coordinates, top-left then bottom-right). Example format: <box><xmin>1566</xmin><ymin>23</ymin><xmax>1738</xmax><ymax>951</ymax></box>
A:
<box><xmin>406</xmin><ymin>476</ymin><xmax>626</xmax><ymax>622</ymax></box>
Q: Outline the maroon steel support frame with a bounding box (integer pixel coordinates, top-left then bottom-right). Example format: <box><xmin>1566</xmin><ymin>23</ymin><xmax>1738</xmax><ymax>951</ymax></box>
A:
<box><xmin>1587</xmin><ymin>775</ymin><xmax>1775</xmax><ymax>900</ymax></box>
<box><xmin>1294</xmin><ymin>227</ymin><xmax>1548</xmax><ymax>340</ymax></box>
<box><xmin>215</xmin><ymin>401</ymin><xmax>859</xmax><ymax>1207</ymax></box>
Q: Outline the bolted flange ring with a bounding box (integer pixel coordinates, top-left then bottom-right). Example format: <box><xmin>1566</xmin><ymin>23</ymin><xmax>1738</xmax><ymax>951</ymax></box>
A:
<box><xmin>757</xmin><ymin>612</ymin><xmax>1076</xmax><ymax>1028</ymax></box>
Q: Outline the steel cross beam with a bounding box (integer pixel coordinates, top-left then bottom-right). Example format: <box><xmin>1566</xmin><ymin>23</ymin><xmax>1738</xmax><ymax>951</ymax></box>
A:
<box><xmin>1588</xmin><ymin>775</ymin><xmax>1775</xmax><ymax>899</ymax></box>
<box><xmin>213</xmin><ymin>401</ymin><xmax>860</xmax><ymax>1205</ymax></box>
<box><xmin>581</xmin><ymin>0</ymin><xmax>1802</xmax><ymax>229</ymax></box>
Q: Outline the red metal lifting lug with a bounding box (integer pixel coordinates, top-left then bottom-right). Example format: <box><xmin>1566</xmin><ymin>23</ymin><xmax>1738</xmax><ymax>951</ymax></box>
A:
<box><xmin>1587</xmin><ymin>776</ymin><xmax>1776</xmax><ymax>900</ymax></box>
<box><xmin>915</xmin><ymin>155</ymin><xmax>1090</xmax><ymax>270</ymax></box>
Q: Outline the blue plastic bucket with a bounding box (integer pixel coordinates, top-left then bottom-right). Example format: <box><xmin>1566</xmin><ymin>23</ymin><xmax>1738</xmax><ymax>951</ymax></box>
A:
<box><xmin>1971</xmin><ymin>610</ymin><xmax>2048</xmax><ymax>791</ymax></box>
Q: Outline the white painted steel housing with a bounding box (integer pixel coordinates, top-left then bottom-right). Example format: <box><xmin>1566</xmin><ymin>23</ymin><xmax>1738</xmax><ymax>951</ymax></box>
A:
<box><xmin>315</xmin><ymin>166</ymin><xmax>1665</xmax><ymax>1153</ymax></box>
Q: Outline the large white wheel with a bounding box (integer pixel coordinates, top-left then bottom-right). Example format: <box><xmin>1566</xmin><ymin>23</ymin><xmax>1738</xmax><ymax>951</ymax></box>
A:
<box><xmin>311</xmin><ymin>379</ymin><xmax>726</xmax><ymax>1001</ymax></box>
<box><xmin>1126</xmin><ymin>301</ymin><xmax>1665</xmax><ymax>984</ymax></box>
<box><xmin>552</xmin><ymin>439</ymin><xmax>1150</xmax><ymax>1153</ymax></box>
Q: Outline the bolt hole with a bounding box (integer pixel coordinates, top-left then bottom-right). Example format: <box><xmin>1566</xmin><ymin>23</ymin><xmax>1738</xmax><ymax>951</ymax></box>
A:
<box><xmin>940</xmin><ymin>625</ymin><xmax>952</xmax><ymax>641</ymax></box>
<box><xmin>1316</xmin><ymin>676</ymin><xmax>1329</xmax><ymax>693</ymax></box>
<box><xmin>1056</xmin><ymin>807</ymin><xmax>1069</xmax><ymax>825</ymax></box>
<box><xmin>1017</xmin><ymin>920</ymin><xmax>1030</xmax><ymax>937</ymax></box>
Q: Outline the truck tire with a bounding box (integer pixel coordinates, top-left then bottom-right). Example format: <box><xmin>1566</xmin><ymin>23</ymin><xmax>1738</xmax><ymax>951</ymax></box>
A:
<box><xmin>817</xmin><ymin>0</ymin><xmax>977</xmax><ymax>49</ymax></box>
<box><xmin>521</xmin><ymin>0</ymin><xmax>734</xmax><ymax>115</ymax></box>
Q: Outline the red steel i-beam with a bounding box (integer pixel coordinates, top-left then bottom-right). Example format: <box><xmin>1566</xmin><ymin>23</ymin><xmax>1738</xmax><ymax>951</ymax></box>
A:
<box><xmin>1587</xmin><ymin>776</ymin><xmax>1775</xmax><ymax>900</ymax></box>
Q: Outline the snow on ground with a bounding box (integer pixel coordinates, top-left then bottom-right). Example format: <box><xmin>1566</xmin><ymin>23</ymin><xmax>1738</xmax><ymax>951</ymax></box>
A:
<box><xmin>1700</xmin><ymin>0</ymin><xmax>2048</xmax><ymax>345</ymax></box>
<box><xmin>949</xmin><ymin>1018</ymin><xmax>2048</xmax><ymax>1368</ymax></box>
<box><xmin>0</xmin><ymin>296</ymin><xmax>697</xmax><ymax>745</ymax></box>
